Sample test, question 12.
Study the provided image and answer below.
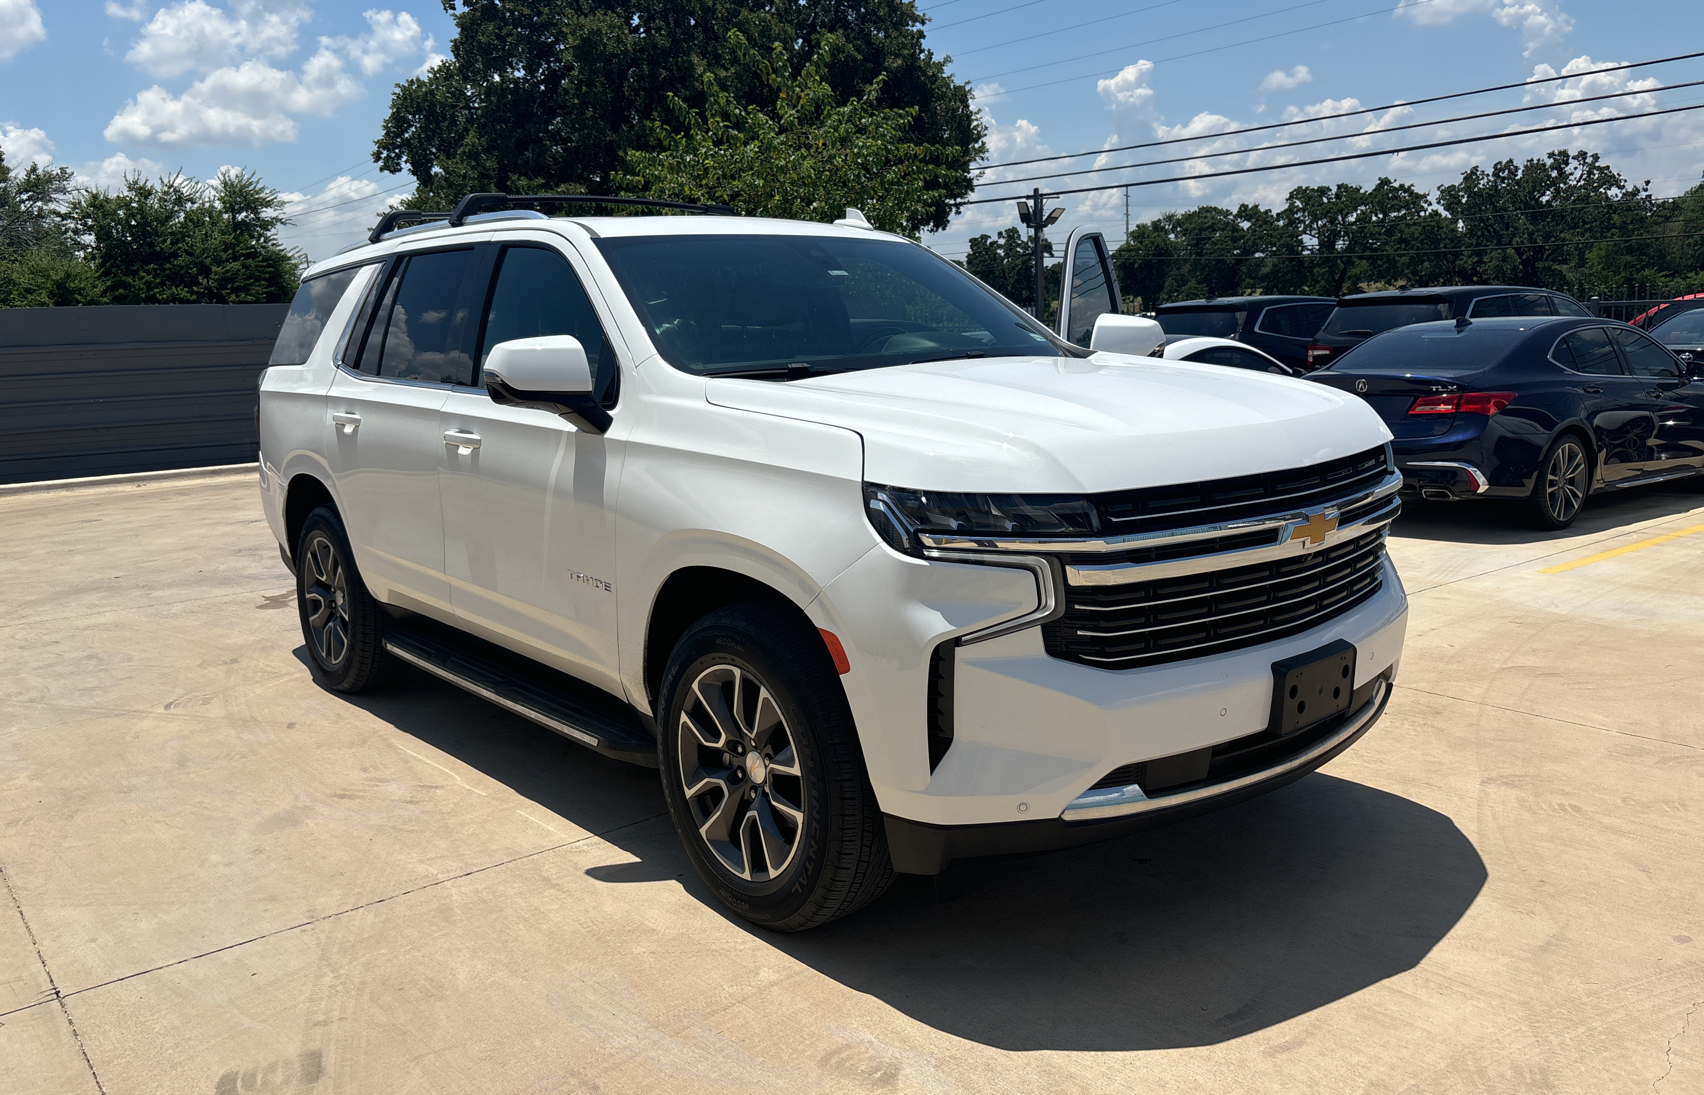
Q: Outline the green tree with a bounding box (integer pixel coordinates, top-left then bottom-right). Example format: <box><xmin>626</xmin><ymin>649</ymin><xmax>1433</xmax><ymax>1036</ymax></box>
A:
<box><xmin>374</xmin><ymin>0</ymin><xmax>983</xmax><ymax>230</ymax></box>
<box><xmin>0</xmin><ymin>147</ymin><xmax>103</xmax><ymax>307</ymax></box>
<box><xmin>962</xmin><ymin>225</ymin><xmax>1061</xmax><ymax>315</ymax></box>
<box><xmin>1281</xmin><ymin>179</ymin><xmax>1455</xmax><ymax>295</ymax></box>
<box><xmin>70</xmin><ymin>169</ymin><xmax>300</xmax><ymax>305</ymax></box>
<box><xmin>615</xmin><ymin>34</ymin><xmax>978</xmax><ymax>234</ymax></box>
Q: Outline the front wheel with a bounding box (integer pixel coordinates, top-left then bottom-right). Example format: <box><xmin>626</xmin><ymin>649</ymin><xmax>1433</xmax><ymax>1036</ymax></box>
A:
<box><xmin>658</xmin><ymin>604</ymin><xmax>893</xmax><ymax>931</ymax></box>
<box><xmin>1521</xmin><ymin>434</ymin><xmax>1590</xmax><ymax>530</ymax></box>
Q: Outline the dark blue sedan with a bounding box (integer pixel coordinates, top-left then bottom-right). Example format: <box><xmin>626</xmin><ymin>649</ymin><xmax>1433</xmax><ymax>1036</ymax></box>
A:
<box><xmin>1306</xmin><ymin>316</ymin><xmax>1704</xmax><ymax>528</ymax></box>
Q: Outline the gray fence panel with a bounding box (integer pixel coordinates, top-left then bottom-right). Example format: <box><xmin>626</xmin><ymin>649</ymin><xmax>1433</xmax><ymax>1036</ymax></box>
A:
<box><xmin>0</xmin><ymin>304</ymin><xmax>289</xmax><ymax>484</ymax></box>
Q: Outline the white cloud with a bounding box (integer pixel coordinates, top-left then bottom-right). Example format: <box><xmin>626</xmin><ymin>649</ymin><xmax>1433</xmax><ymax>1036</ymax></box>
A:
<box><xmin>413</xmin><ymin>48</ymin><xmax>446</xmax><ymax>79</ymax></box>
<box><xmin>276</xmin><ymin>174</ymin><xmax>411</xmax><ymax>261</ymax></box>
<box><xmin>1259</xmin><ymin>66</ymin><xmax>1313</xmax><ymax>93</ymax></box>
<box><xmin>106</xmin><ymin>3</ymin><xmax>428</xmax><ymax>149</ymax></box>
<box><xmin>971</xmin><ymin>81</ymin><xmax>1007</xmax><ymax>108</ymax></box>
<box><xmin>104</xmin><ymin>1</ymin><xmax>150</xmax><ymax>20</ymax></box>
<box><xmin>1282</xmin><ymin>97</ymin><xmax>1362</xmax><ymax>122</ymax></box>
<box><xmin>1097</xmin><ymin>61</ymin><xmax>1158</xmax><ymax>135</ymax></box>
<box><xmin>1393</xmin><ymin>0</ymin><xmax>1573</xmax><ymax>58</ymax></box>
<box><xmin>1</xmin><ymin>121</ymin><xmax>54</xmax><ymax>166</ymax></box>
<box><xmin>0</xmin><ymin>0</ymin><xmax>47</xmax><ymax>60</ymax></box>
<box><xmin>76</xmin><ymin>152</ymin><xmax>167</xmax><ymax>190</ymax></box>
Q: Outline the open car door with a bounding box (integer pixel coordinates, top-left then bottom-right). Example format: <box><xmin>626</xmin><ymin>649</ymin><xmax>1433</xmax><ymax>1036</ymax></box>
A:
<box><xmin>1056</xmin><ymin>227</ymin><xmax>1122</xmax><ymax>347</ymax></box>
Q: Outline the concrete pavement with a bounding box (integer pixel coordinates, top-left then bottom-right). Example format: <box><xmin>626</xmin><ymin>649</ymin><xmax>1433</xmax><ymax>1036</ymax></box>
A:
<box><xmin>1</xmin><ymin>470</ymin><xmax>1699</xmax><ymax>1093</ymax></box>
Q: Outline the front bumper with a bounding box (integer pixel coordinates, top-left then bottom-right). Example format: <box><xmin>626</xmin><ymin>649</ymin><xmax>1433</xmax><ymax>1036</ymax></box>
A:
<box><xmin>884</xmin><ymin>673</ymin><xmax>1393</xmax><ymax>874</ymax></box>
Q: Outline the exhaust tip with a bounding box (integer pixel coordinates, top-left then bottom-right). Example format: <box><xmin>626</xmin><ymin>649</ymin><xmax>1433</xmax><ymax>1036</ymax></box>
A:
<box><xmin>1420</xmin><ymin>488</ymin><xmax>1455</xmax><ymax>502</ymax></box>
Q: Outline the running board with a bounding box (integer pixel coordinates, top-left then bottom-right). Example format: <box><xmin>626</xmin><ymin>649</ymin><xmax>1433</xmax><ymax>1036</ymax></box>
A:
<box><xmin>382</xmin><ymin>625</ymin><xmax>658</xmax><ymax>767</ymax></box>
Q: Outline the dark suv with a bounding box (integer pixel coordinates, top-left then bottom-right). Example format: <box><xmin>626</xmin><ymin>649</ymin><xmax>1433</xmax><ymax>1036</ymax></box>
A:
<box><xmin>1307</xmin><ymin>286</ymin><xmax>1594</xmax><ymax>369</ymax></box>
<box><xmin>1153</xmin><ymin>296</ymin><xmax>1335</xmax><ymax>371</ymax></box>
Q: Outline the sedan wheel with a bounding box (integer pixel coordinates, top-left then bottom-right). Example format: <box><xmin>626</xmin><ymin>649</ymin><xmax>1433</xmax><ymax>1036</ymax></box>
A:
<box><xmin>1523</xmin><ymin>436</ymin><xmax>1590</xmax><ymax>530</ymax></box>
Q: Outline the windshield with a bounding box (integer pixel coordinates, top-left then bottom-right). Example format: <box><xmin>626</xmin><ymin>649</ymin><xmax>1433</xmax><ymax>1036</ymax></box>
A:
<box><xmin>1652</xmin><ymin>307</ymin><xmax>1704</xmax><ymax>345</ymax></box>
<box><xmin>1156</xmin><ymin>309</ymin><xmax>1242</xmax><ymax>339</ymax></box>
<box><xmin>1321</xmin><ymin>300</ymin><xmax>1451</xmax><ymax>337</ymax></box>
<box><xmin>1331</xmin><ymin>322</ymin><xmax>1530</xmax><ymax>374</ymax></box>
<box><xmin>594</xmin><ymin>234</ymin><xmax>1062</xmax><ymax>376</ymax></box>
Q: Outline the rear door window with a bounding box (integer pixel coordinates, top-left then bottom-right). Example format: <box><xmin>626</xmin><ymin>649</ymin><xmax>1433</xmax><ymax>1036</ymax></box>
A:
<box><xmin>1468</xmin><ymin>295</ymin><xmax>1515</xmax><ymax>318</ymax></box>
<box><xmin>477</xmin><ymin>245</ymin><xmax>620</xmax><ymax>405</ymax></box>
<box><xmin>1612</xmin><ymin>328</ymin><xmax>1681</xmax><ymax>378</ymax></box>
<box><xmin>1551</xmin><ymin>296</ymin><xmax>1594</xmax><ymax>317</ymax></box>
<box><xmin>1320</xmin><ymin>300</ymin><xmax>1451</xmax><ymax>336</ymax></box>
<box><xmin>1553</xmin><ymin>327</ymin><xmax>1625</xmax><ymax>374</ymax></box>
<box><xmin>1255</xmin><ymin>303</ymin><xmax>1332</xmax><ymax>338</ymax></box>
<box><xmin>269</xmin><ymin>266</ymin><xmax>363</xmax><ymax>365</ymax></box>
<box><xmin>1513</xmin><ymin>294</ymin><xmax>1554</xmax><ymax>317</ymax></box>
<box><xmin>350</xmin><ymin>250</ymin><xmax>478</xmax><ymax>385</ymax></box>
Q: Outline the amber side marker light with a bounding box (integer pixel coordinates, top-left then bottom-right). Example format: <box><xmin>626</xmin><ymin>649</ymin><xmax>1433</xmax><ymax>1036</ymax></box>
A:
<box><xmin>818</xmin><ymin>629</ymin><xmax>851</xmax><ymax>675</ymax></box>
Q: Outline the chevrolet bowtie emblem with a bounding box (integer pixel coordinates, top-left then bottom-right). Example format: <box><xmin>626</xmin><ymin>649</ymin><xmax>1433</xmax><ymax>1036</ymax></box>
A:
<box><xmin>1290</xmin><ymin>512</ymin><xmax>1340</xmax><ymax>546</ymax></box>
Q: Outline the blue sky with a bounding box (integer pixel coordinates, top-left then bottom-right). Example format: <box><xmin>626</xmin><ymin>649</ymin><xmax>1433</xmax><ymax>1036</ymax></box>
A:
<box><xmin>1</xmin><ymin>0</ymin><xmax>1700</xmax><ymax>262</ymax></box>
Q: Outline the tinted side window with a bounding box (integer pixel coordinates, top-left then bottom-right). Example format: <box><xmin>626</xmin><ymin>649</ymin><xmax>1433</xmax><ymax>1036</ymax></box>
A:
<box><xmin>1513</xmin><ymin>294</ymin><xmax>1553</xmax><ymax>317</ymax></box>
<box><xmin>1469</xmin><ymin>295</ymin><xmax>1515</xmax><ymax>318</ymax></box>
<box><xmin>1065</xmin><ymin>235</ymin><xmax>1115</xmax><ymax>347</ymax></box>
<box><xmin>1551</xmin><ymin>296</ymin><xmax>1594</xmax><ymax>317</ymax></box>
<box><xmin>1256</xmin><ymin>303</ymin><xmax>1332</xmax><ymax>338</ymax></box>
<box><xmin>270</xmin><ymin>266</ymin><xmax>362</xmax><ymax>365</ymax></box>
<box><xmin>1613</xmin><ymin>328</ymin><xmax>1680</xmax><ymax>378</ymax></box>
<box><xmin>479</xmin><ymin>246</ymin><xmax>619</xmax><ymax>405</ymax></box>
<box><xmin>374</xmin><ymin>250</ymin><xmax>476</xmax><ymax>385</ymax></box>
<box><xmin>1184</xmin><ymin>346</ymin><xmax>1280</xmax><ymax>371</ymax></box>
<box><xmin>1554</xmin><ymin>327</ymin><xmax>1624</xmax><ymax>374</ymax></box>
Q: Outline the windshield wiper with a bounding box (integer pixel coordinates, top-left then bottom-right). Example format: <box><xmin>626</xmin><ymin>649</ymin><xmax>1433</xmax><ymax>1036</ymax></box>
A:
<box><xmin>703</xmin><ymin>363</ymin><xmax>837</xmax><ymax>380</ymax></box>
<box><xmin>905</xmin><ymin>351</ymin><xmax>987</xmax><ymax>365</ymax></box>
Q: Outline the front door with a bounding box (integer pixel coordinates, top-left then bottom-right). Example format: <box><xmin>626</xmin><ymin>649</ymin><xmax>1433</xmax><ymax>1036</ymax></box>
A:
<box><xmin>1613</xmin><ymin>326</ymin><xmax>1704</xmax><ymax>475</ymax></box>
<box><xmin>1552</xmin><ymin>325</ymin><xmax>1663</xmax><ymax>486</ymax></box>
<box><xmin>438</xmin><ymin>240</ymin><xmax>627</xmax><ymax>693</ymax></box>
<box><xmin>324</xmin><ymin>246</ymin><xmax>481</xmax><ymax>615</ymax></box>
<box><xmin>1056</xmin><ymin>228</ymin><xmax>1121</xmax><ymax>347</ymax></box>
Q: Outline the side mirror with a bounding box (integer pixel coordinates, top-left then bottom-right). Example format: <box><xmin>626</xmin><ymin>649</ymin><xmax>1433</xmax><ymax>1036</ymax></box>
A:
<box><xmin>483</xmin><ymin>336</ymin><xmax>611</xmax><ymax>434</ymax></box>
<box><xmin>1089</xmin><ymin>314</ymin><xmax>1165</xmax><ymax>357</ymax></box>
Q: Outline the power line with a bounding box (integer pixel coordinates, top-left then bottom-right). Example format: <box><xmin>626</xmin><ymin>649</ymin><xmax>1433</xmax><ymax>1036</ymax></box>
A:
<box><xmin>964</xmin><ymin>101</ymin><xmax>1704</xmax><ymax>205</ymax></box>
<box><xmin>966</xmin><ymin>0</ymin><xmax>1352</xmax><ymax>85</ymax></box>
<box><xmin>931</xmin><ymin>0</ymin><xmax>1047</xmax><ymax>32</ymax></box>
<box><xmin>976</xmin><ymin>50</ymin><xmax>1704</xmax><ymax>170</ymax></box>
<box><xmin>979</xmin><ymin>80</ymin><xmax>1704</xmax><ymax>190</ymax></box>
<box><xmin>949</xmin><ymin>0</ymin><xmax>1190</xmax><ymax>56</ymax></box>
<box><xmin>284</xmin><ymin>179</ymin><xmax>412</xmax><ymax>220</ymax></box>
<box><xmin>285</xmin><ymin>157</ymin><xmax>376</xmax><ymax>196</ymax></box>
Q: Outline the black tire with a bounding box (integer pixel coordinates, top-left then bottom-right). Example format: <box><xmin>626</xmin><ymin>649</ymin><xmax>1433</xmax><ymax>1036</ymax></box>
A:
<box><xmin>657</xmin><ymin>603</ymin><xmax>893</xmax><ymax>931</ymax></box>
<box><xmin>1521</xmin><ymin>433</ymin><xmax>1591</xmax><ymax>530</ymax></box>
<box><xmin>294</xmin><ymin>505</ymin><xmax>402</xmax><ymax>693</ymax></box>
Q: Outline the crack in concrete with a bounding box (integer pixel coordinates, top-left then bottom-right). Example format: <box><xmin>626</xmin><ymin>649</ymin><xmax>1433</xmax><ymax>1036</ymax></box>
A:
<box><xmin>1654</xmin><ymin>994</ymin><xmax>1700</xmax><ymax>1092</ymax></box>
<box><xmin>1394</xmin><ymin>684</ymin><xmax>1703</xmax><ymax>753</ymax></box>
<box><xmin>0</xmin><ymin>862</ymin><xmax>107</xmax><ymax>1094</ymax></box>
<box><xmin>50</xmin><ymin>810</ymin><xmax>669</xmax><ymax>1005</ymax></box>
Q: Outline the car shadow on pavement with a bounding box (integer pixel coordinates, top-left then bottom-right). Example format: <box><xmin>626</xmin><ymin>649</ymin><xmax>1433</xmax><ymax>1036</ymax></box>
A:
<box><xmin>1395</xmin><ymin>482</ymin><xmax>1703</xmax><ymax>546</ymax></box>
<box><xmin>330</xmin><ymin>656</ymin><xmax>1487</xmax><ymax>1054</ymax></box>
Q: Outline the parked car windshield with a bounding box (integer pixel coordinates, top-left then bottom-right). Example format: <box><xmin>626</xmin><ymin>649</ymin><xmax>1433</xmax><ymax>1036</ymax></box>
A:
<box><xmin>594</xmin><ymin>233</ymin><xmax>1063</xmax><ymax>376</ymax></box>
<box><xmin>1651</xmin><ymin>308</ymin><xmax>1704</xmax><ymax>345</ymax></box>
<box><xmin>1331</xmin><ymin>321</ymin><xmax>1531</xmax><ymax>374</ymax></box>
<box><xmin>1320</xmin><ymin>300</ymin><xmax>1451</xmax><ymax>336</ymax></box>
<box><xmin>1156</xmin><ymin>309</ymin><xmax>1243</xmax><ymax>339</ymax></box>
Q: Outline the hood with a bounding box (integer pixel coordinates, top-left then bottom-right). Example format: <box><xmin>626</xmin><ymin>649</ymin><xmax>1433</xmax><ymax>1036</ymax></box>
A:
<box><xmin>705</xmin><ymin>353</ymin><xmax>1392</xmax><ymax>493</ymax></box>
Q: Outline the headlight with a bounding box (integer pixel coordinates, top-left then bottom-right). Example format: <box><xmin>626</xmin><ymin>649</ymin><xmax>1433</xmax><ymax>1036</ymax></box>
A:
<box><xmin>864</xmin><ymin>482</ymin><xmax>1100</xmax><ymax>557</ymax></box>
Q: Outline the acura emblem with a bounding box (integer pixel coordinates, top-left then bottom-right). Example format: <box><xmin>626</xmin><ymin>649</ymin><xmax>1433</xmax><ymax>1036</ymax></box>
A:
<box><xmin>1354</xmin><ymin>379</ymin><xmax>1369</xmax><ymax>393</ymax></box>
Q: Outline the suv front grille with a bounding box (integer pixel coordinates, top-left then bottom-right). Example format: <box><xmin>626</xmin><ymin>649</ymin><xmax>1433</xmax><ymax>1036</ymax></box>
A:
<box><xmin>1043</xmin><ymin>527</ymin><xmax>1388</xmax><ymax>671</ymax></box>
<box><xmin>1090</xmin><ymin>446</ymin><xmax>1390</xmax><ymax>534</ymax></box>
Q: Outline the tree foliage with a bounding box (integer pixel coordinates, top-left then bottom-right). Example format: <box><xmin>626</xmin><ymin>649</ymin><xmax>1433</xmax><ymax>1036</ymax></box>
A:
<box><xmin>1082</xmin><ymin>151</ymin><xmax>1704</xmax><ymax>309</ymax></box>
<box><xmin>0</xmin><ymin>152</ymin><xmax>102</xmax><ymax>307</ymax></box>
<box><xmin>375</xmin><ymin>0</ymin><xmax>983</xmax><ymax>230</ymax></box>
<box><xmin>615</xmin><ymin>34</ymin><xmax>976</xmax><ymax>234</ymax></box>
<box><xmin>68</xmin><ymin>169</ymin><xmax>301</xmax><ymax>306</ymax></box>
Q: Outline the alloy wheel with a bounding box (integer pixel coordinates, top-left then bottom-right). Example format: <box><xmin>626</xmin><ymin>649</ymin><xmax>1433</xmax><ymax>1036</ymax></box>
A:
<box><xmin>302</xmin><ymin>532</ymin><xmax>351</xmax><ymax>667</ymax></box>
<box><xmin>676</xmin><ymin>664</ymin><xmax>806</xmax><ymax>882</ymax></box>
<box><xmin>1544</xmin><ymin>441</ymin><xmax>1587</xmax><ymax>522</ymax></box>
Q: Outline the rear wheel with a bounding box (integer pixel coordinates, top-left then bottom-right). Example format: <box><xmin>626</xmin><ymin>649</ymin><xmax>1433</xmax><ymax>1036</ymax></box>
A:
<box><xmin>1521</xmin><ymin>434</ymin><xmax>1590</xmax><ymax>530</ymax></box>
<box><xmin>658</xmin><ymin>604</ymin><xmax>893</xmax><ymax>931</ymax></box>
<box><xmin>295</xmin><ymin>506</ymin><xmax>401</xmax><ymax>692</ymax></box>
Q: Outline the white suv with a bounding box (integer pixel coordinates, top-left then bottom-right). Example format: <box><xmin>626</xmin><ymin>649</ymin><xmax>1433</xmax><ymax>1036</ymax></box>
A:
<box><xmin>259</xmin><ymin>195</ymin><xmax>1408</xmax><ymax>930</ymax></box>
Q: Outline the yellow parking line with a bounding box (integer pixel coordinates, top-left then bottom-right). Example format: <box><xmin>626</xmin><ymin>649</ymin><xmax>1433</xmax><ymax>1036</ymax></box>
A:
<box><xmin>1540</xmin><ymin>522</ymin><xmax>1704</xmax><ymax>574</ymax></box>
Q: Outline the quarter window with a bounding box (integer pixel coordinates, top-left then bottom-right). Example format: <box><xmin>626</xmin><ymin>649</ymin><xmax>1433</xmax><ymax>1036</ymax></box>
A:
<box><xmin>1612</xmin><ymin>328</ymin><xmax>1681</xmax><ymax>378</ymax></box>
<box><xmin>1551</xmin><ymin>296</ymin><xmax>1594</xmax><ymax>317</ymax></box>
<box><xmin>1553</xmin><ymin>327</ymin><xmax>1624</xmax><ymax>375</ymax></box>
<box><xmin>269</xmin><ymin>266</ymin><xmax>363</xmax><ymax>366</ymax></box>
<box><xmin>478</xmin><ymin>246</ymin><xmax>619</xmax><ymax>406</ymax></box>
<box><xmin>1183</xmin><ymin>346</ymin><xmax>1284</xmax><ymax>372</ymax></box>
<box><xmin>1468</xmin><ymin>295</ymin><xmax>1515</xmax><ymax>318</ymax></box>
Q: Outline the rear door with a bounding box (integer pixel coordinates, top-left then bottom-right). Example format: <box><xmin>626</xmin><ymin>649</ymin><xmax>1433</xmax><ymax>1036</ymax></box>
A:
<box><xmin>1055</xmin><ymin>228</ymin><xmax>1121</xmax><ymax>347</ymax></box>
<box><xmin>325</xmin><ymin>245</ymin><xmax>482</xmax><ymax>614</ymax></box>
<box><xmin>437</xmin><ymin>238</ymin><xmax>628</xmax><ymax>693</ymax></box>
<box><xmin>1550</xmin><ymin>326</ymin><xmax>1662</xmax><ymax>485</ymax></box>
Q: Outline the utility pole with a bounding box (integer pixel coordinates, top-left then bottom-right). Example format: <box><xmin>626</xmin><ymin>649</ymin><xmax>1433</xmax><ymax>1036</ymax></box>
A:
<box><xmin>1124</xmin><ymin>186</ymin><xmax>1130</xmax><ymax>241</ymax></box>
<box><xmin>1017</xmin><ymin>187</ymin><xmax>1063</xmax><ymax>321</ymax></box>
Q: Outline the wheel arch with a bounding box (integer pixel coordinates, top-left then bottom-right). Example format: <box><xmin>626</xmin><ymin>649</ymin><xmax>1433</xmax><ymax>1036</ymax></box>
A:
<box><xmin>1549</xmin><ymin>421</ymin><xmax>1600</xmax><ymax>489</ymax></box>
<box><xmin>283</xmin><ymin>472</ymin><xmax>337</xmax><ymax>564</ymax></box>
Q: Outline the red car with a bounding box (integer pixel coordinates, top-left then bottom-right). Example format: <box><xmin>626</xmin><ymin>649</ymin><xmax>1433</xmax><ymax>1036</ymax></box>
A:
<box><xmin>1631</xmin><ymin>293</ymin><xmax>1704</xmax><ymax>329</ymax></box>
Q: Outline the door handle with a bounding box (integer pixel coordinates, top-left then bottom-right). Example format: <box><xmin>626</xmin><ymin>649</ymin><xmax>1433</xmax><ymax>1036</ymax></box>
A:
<box><xmin>1581</xmin><ymin>386</ymin><xmax>1603</xmax><ymax>394</ymax></box>
<box><xmin>331</xmin><ymin>411</ymin><xmax>361</xmax><ymax>435</ymax></box>
<box><xmin>443</xmin><ymin>429</ymin><xmax>482</xmax><ymax>454</ymax></box>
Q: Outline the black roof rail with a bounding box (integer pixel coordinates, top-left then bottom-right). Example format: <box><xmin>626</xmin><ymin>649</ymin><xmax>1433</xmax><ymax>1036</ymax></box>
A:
<box><xmin>448</xmin><ymin>192</ymin><xmax>739</xmax><ymax>226</ymax></box>
<box><xmin>367</xmin><ymin>209</ymin><xmax>451</xmax><ymax>244</ymax></box>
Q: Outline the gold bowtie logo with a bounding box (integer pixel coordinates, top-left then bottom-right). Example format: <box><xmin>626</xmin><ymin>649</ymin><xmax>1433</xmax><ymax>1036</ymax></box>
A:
<box><xmin>1290</xmin><ymin>512</ymin><xmax>1340</xmax><ymax>546</ymax></box>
